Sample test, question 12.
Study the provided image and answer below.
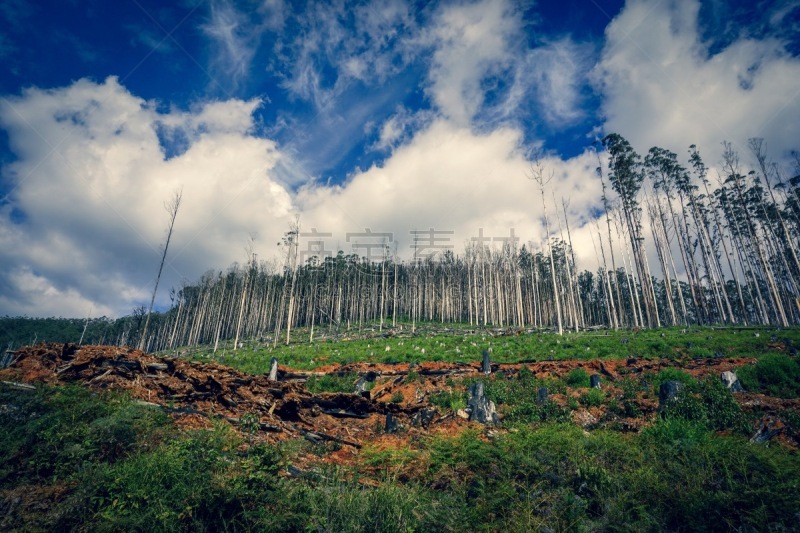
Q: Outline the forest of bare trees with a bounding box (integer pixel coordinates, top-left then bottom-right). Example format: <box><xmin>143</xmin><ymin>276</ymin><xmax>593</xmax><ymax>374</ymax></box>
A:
<box><xmin>124</xmin><ymin>136</ymin><xmax>800</xmax><ymax>352</ymax></box>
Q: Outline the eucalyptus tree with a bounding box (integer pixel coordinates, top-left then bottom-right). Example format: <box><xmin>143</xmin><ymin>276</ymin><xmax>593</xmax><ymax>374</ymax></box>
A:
<box><xmin>602</xmin><ymin>134</ymin><xmax>658</xmax><ymax>327</ymax></box>
<box><xmin>529</xmin><ymin>158</ymin><xmax>563</xmax><ymax>335</ymax></box>
<box><xmin>139</xmin><ymin>188</ymin><xmax>182</xmax><ymax>352</ymax></box>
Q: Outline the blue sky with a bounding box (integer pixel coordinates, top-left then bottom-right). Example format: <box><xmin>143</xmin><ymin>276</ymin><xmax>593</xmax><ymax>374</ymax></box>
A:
<box><xmin>0</xmin><ymin>0</ymin><xmax>799</xmax><ymax>317</ymax></box>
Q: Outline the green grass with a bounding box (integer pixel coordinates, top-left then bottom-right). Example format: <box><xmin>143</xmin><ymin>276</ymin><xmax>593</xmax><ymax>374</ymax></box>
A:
<box><xmin>736</xmin><ymin>353</ymin><xmax>800</xmax><ymax>398</ymax></box>
<box><xmin>176</xmin><ymin>325</ymin><xmax>800</xmax><ymax>376</ymax></box>
<box><xmin>4</xmin><ymin>326</ymin><xmax>800</xmax><ymax>531</ymax></box>
<box><xmin>304</xmin><ymin>373</ymin><xmax>360</xmax><ymax>394</ymax></box>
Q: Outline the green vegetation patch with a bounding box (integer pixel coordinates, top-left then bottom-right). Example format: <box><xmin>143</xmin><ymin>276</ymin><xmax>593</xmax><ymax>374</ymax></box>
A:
<box><xmin>736</xmin><ymin>353</ymin><xmax>800</xmax><ymax>398</ymax></box>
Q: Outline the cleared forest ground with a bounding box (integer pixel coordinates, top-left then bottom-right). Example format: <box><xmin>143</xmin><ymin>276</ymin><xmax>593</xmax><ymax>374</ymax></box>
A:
<box><xmin>2</xmin><ymin>326</ymin><xmax>800</xmax><ymax>531</ymax></box>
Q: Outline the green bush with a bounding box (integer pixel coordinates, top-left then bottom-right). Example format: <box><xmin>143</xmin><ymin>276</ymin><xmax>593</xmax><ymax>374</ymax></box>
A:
<box><xmin>565</xmin><ymin>368</ymin><xmax>591</xmax><ymax>388</ymax></box>
<box><xmin>659</xmin><ymin>377</ymin><xmax>746</xmax><ymax>433</ymax></box>
<box><xmin>579</xmin><ymin>388</ymin><xmax>605</xmax><ymax>407</ymax></box>
<box><xmin>505</xmin><ymin>400</ymin><xmax>571</xmax><ymax>424</ymax></box>
<box><xmin>736</xmin><ymin>354</ymin><xmax>800</xmax><ymax>398</ymax></box>
<box><xmin>305</xmin><ymin>373</ymin><xmax>359</xmax><ymax>394</ymax></box>
<box><xmin>429</xmin><ymin>390</ymin><xmax>466</xmax><ymax>412</ymax></box>
<box><xmin>0</xmin><ymin>385</ymin><xmax>169</xmax><ymax>486</ymax></box>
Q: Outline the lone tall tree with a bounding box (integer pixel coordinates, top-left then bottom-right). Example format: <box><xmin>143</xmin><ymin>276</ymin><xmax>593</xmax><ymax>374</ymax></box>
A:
<box><xmin>139</xmin><ymin>188</ymin><xmax>183</xmax><ymax>352</ymax></box>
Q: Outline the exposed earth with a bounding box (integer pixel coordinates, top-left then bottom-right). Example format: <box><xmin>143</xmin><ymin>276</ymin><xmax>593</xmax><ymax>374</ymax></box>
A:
<box><xmin>3</xmin><ymin>342</ymin><xmax>798</xmax><ymax>459</ymax></box>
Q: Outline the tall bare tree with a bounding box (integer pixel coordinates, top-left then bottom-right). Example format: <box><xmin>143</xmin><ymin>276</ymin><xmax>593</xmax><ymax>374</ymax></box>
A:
<box><xmin>139</xmin><ymin>188</ymin><xmax>182</xmax><ymax>352</ymax></box>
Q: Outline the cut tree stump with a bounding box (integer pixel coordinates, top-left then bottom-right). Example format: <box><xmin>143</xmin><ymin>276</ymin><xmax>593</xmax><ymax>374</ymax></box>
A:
<box><xmin>466</xmin><ymin>382</ymin><xmax>499</xmax><ymax>425</ymax></box>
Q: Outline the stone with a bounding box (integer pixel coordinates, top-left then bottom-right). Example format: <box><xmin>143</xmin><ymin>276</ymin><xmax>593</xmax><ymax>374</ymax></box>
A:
<box><xmin>466</xmin><ymin>382</ymin><xmax>499</xmax><ymax>425</ymax></box>
<box><xmin>456</xmin><ymin>409</ymin><xmax>470</xmax><ymax>420</ymax></box>
<box><xmin>750</xmin><ymin>417</ymin><xmax>784</xmax><ymax>444</ymax></box>
<box><xmin>658</xmin><ymin>380</ymin><xmax>684</xmax><ymax>409</ymax></box>
<box><xmin>268</xmin><ymin>357</ymin><xmax>279</xmax><ymax>381</ymax></box>
<box><xmin>720</xmin><ymin>371</ymin><xmax>745</xmax><ymax>392</ymax></box>
<box><xmin>411</xmin><ymin>408</ymin><xmax>436</xmax><ymax>429</ymax></box>
<box><xmin>354</xmin><ymin>371</ymin><xmax>378</xmax><ymax>394</ymax></box>
<box><xmin>590</xmin><ymin>374</ymin><xmax>602</xmax><ymax>389</ymax></box>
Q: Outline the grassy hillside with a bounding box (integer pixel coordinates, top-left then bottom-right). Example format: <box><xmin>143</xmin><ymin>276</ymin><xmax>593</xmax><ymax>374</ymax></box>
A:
<box><xmin>1</xmin><ymin>325</ymin><xmax>799</xmax><ymax>531</ymax></box>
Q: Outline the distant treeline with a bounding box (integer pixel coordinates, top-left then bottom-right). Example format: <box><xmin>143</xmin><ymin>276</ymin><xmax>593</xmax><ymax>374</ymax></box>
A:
<box><xmin>0</xmin><ymin>316</ymin><xmax>145</xmax><ymax>350</ymax></box>
<box><xmin>7</xmin><ymin>134</ymin><xmax>800</xmax><ymax>353</ymax></box>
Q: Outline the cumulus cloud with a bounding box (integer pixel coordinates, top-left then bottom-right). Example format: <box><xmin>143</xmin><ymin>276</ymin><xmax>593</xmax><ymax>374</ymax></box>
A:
<box><xmin>296</xmin><ymin>118</ymin><xmax>602</xmax><ymax>263</ymax></box>
<box><xmin>595</xmin><ymin>0</ymin><xmax>800</xmax><ymax>163</ymax></box>
<box><xmin>0</xmin><ymin>76</ymin><xmax>603</xmax><ymax>317</ymax></box>
<box><xmin>0</xmin><ymin>77</ymin><xmax>292</xmax><ymax>317</ymax></box>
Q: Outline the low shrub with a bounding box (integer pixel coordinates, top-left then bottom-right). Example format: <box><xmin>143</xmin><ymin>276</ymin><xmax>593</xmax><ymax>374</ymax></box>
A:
<box><xmin>736</xmin><ymin>353</ymin><xmax>800</xmax><ymax>398</ymax></box>
<box><xmin>304</xmin><ymin>373</ymin><xmax>359</xmax><ymax>394</ymax></box>
<box><xmin>565</xmin><ymin>368</ymin><xmax>591</xmax><ymax>388</ymax></box>
<box><xmin>579</xmin><ymin>388</ymin><xmax>605</xmax><ymax>407</ymax></box>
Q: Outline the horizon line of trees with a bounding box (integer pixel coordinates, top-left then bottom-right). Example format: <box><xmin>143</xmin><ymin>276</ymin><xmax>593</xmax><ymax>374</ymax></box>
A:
<box><xmin>10</xmin><ymin>135</ymin><xmax>799</xmax><ymax>352</ymax></box>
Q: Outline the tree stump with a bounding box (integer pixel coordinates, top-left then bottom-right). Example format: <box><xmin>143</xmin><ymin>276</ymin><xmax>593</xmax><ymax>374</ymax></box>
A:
<box><xmin>537</xmin><ymin>386</ymin><xmax>548</xmax><ymax>404</ymax></box>
<box><xmin>658</xmin><ymin>380</ymin><xmax>683</xmax><ymax>409</ymax></box>
<box><xmin>482</xmin><ymin>350</ymin><xmax>491</xmax><ymax>374</ymax></box>
<box><xmin>590</xmin><ymin>375</ymin><xmax>602</xmax><ymax>389</ymax></box>
<box><xmin>466</xmin><ymin>382</ymin><xmax>498</xmax><ymax>425</ymax></box>
<box><xmin>385</xmin><ymin>413</ymin><xmax>399</xmax><ymax>434</ymax></box>
<box><xmin>268</xmin><ymin>357</ymin><xmax>279</xmax><ymax>381</ymax></box>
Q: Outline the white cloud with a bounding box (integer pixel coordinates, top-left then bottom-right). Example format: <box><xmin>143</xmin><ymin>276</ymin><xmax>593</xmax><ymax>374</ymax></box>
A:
<box><xmin>296</xmin><ymin>118</ymin><xmax>603</xmax><ymax>263</ymax></box>
<box><xmin>374</xmin><ymin>106</ymin><xmax>436</xmax><ymax>151</ymax></box>
<box><xmin>0</xmin><ymin>77</ymin><xmax>292</xmax><ymax>317</ymax></box>
<box><xmin>0</xmin><ymin>75</ymin><xmax>620</xmax><ymax>318</ymax></box>
<box><xmin>202</xmin><ymin>0</ymin><xmax>259</xmax><ymax>89</ymax></box>
<box><xmin>523</xmin><ymin>38</ymin><xmax>593</xmax><ymax>126</ymax></box>
<box><xmin>424</xmin><ymin>0</ymin><xmax>520</xmax><ymax>125</ymax></box>
<box><xmin>595</xmin><ymin>0</ymin><xmax>800</xmax><ymax>163</ymax></box>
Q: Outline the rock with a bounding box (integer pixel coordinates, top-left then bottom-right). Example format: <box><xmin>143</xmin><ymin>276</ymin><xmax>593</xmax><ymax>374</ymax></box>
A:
<box><xmin>411</xmin><ymin>408</ymin><xmax>436</xmax><ymax>429</ymax></box>
<box><xmin>354</xmin><ymin>371</ymin><xmax>378</xmax><ymax>394</ymax></box>
<box><xmin>456</xmin><ymin>409</ymin><xmax>470</xmax><ymax>420</ymax></box>
<box><xmin>590</xmin><ymin>374</ymin><xmax>602</xmax><ymax>389</ymax></box>
<box><xmin>658</xmin><ymin>380</ymin><xmax>684</xmax><ymax>409</ymax></box>
<box><xmin>482</xmin><ymin>350</ymin><xmax>491</xmax><ymax>374</ymax></box>
<box><xmin>573</xmin><ymin>409</ymin><xmax>597</xmax><ymax>428</ymax></box>
<box><xmin>750</xmin><ymin>417</ymin><xmax>784</xmax><ymax>444</ymax></box>
<box><xmin>720</xmin><ymin>371</ymin><xmax>744</xmax><ymax>392</ymax></box>
<box><xmin>537</xmin><ymin>386</ymin><xmax>548</xmax><ymax>404</ymax></box>
<box><xmin>268</xmin><ymin>357</ymin><xmax>279</xmax><ymax>381</ymax></box>
<box><xmin>621</xmin><ymin>337</ymin><xmax>629</xmax><ymax>344</ymax></box>
<box><xmin>466</xmin><ymin>382</ymin><xmax>499</xmax><ymax>425</ymax></box>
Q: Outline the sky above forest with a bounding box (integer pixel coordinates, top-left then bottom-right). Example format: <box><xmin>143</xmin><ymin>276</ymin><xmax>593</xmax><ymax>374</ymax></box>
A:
<box><xmin>0</xmin><ymin>0</ymin><xmax>799</xmax><ymax>318</ymax></box>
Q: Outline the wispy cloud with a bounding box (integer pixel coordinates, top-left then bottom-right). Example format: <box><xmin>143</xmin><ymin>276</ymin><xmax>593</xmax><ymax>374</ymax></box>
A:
<box><xmin>201</xmin><ymin>0</ymin><xmax>259</xmax><ymax>89</ymax></box>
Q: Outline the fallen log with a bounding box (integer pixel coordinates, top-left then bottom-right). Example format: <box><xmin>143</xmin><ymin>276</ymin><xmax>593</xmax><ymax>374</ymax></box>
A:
<box><xmin>1</xmin><ymin>380</ymin><xmax>36</xmax><ymax>392</ymax></box>
<box><xmin>317</xmin><ymin>407</ymin><xmax>370</xmax><ymax>419</ymax></box>
<box><xmin>296</xmin><ymin>427</ymin><xmax>362</xmax><ymax>449</ymax></box>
